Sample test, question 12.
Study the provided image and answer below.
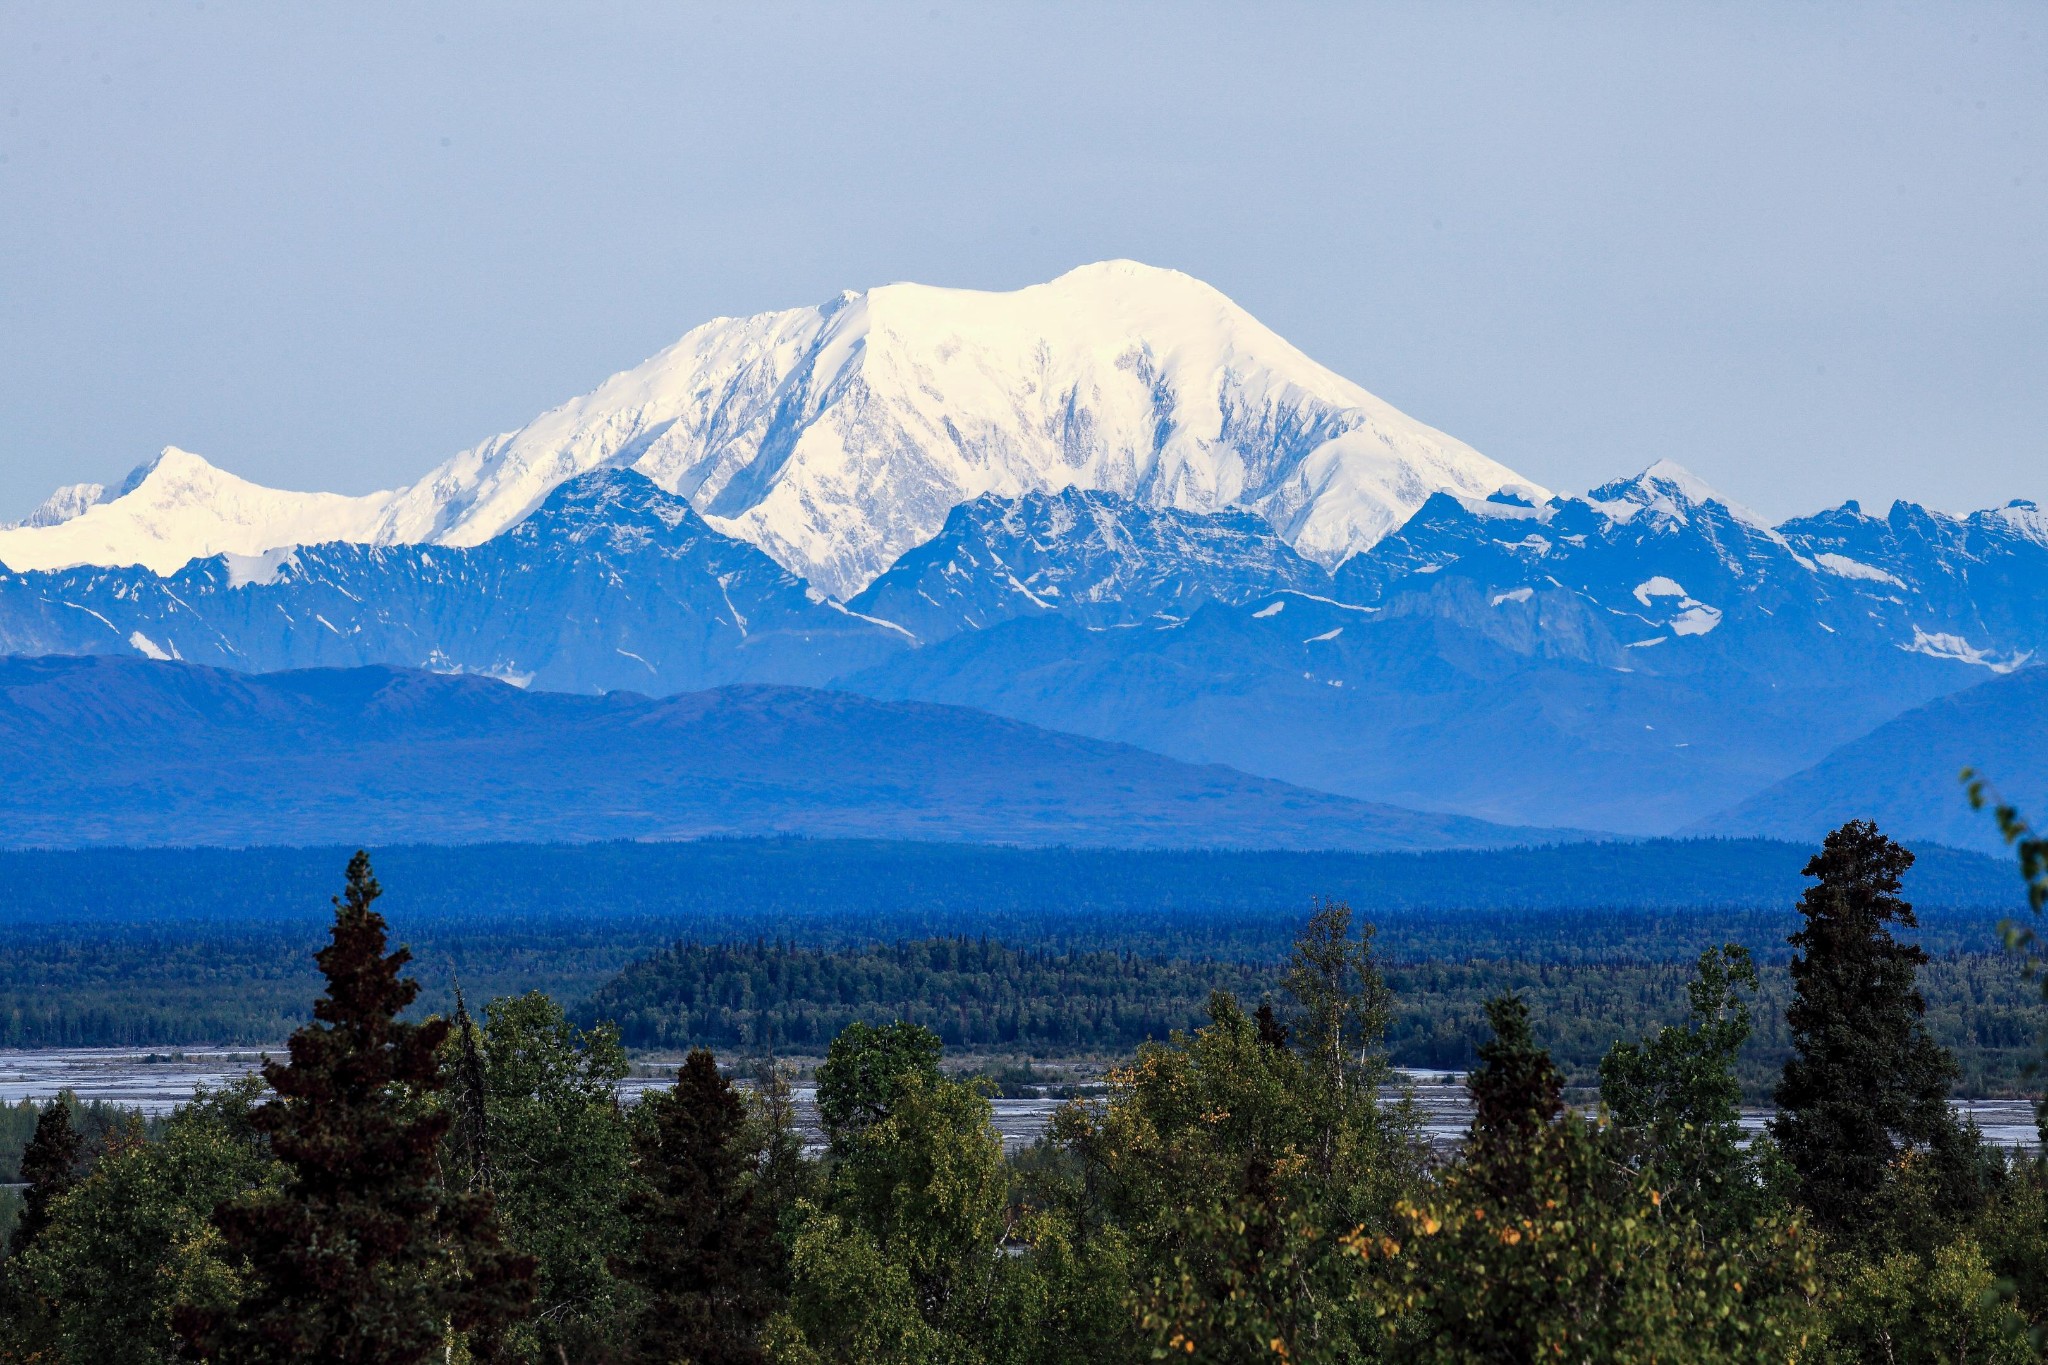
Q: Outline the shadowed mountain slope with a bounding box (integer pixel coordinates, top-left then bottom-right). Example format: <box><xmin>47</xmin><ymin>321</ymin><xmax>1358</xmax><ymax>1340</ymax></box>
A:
<box><xmin>0</xmin><ymin>654</ymin><xmax>1569</xmax><ymax>851</ymax></box>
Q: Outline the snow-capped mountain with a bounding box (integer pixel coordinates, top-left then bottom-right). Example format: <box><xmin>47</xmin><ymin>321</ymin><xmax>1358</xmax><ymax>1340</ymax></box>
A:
<box><xmin>0</xmin><ymin>471</ymin><xmax>905</xmax><ymax>693</ymax></box>
<box><xmin>834</xmin><ymin>461</ymin><xmax>2048</xmax><ymax>833</ymax></box>
<box><xmin>2</xmin><ymin>259</ymin><xmax>2042</xmax><ymax>842</ymax></box>
<box><xmin>4</xmin><ymin>481</ymin><xmax>108</xmax><ymax>530</ymax></box>
<box><xmin>0</xmin><ymin>447</ymin><xmax>397</xmax><ymax>574</ymax></box>
<box><xmin>847</xmin><ymin>486</ymin><xmax>1327</xmax><ymax>644</ymax></box>
<box><xmin>0</xmin><ymin>262</ymin><xmax>1542</xmax><ymax>597</ymax></box>
<box><xmin>1325</xmin><ymin>459</ymin><xmax>2047</xmax><ymax>671</ymax></box>
<box><xmin>1777</xmin><ymin>496</ymin><xmax>2048</xmax><ymax>669</ymax></box>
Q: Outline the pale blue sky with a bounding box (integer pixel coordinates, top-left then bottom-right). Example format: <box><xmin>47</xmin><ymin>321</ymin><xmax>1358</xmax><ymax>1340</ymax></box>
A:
<box><xmin>1</xmin><ymin>2</ymin><xmax>2042</xmax><ymax>522</ymax></box>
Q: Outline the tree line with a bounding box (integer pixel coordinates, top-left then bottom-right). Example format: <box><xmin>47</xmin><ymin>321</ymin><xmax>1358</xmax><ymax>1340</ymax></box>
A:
<box><xmin>587</xmin><ymin>932</ymin><xmax>2044</xmax><ymax>1096</ymax></box>
<box><xmin>2</xmin><ymin>819</ymin><xmax>2047</xmax><ymax>1361</ymax></box>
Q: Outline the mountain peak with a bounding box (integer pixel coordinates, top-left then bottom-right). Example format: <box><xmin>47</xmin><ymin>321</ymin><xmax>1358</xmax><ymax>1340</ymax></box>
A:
<box><xmin>0</xmin><ymin>445</ymin><xmax>397</xmax><ymax>575</ymax></box>
<box><xmin>116</xmin><ymin>445</ymin><xmax>235</xmax><ymax>495</ymax></box>
<box><xmin>9</xmin><ymin>265</ymin><xmax>1543</xmax><ymax>591</ymax></box>
<box><xmin>7</xmin><ymin>480</ymin><xmax>108</xmax><ymax>531</ymax></box>
<box><xmin>1589</xmin><ymin>459</ymin><xmax>1772</xmax><ymax>531</ymax></box>
<box><xmin>377</xmin><ymin>263</ymin><xmax>1541</xmax><ymax>598</ymax></box>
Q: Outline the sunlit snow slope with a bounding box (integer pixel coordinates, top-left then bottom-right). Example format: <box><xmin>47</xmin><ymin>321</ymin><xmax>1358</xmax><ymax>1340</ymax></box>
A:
<box><xmin>0</xmin><ymin>448</ymin><xmax>398</xmax><ymax>576</ymax></box>
<box><xmin>0</xmin><ymin>262</ymin><xmax>1542</xmax><ymax>597</ymax></box>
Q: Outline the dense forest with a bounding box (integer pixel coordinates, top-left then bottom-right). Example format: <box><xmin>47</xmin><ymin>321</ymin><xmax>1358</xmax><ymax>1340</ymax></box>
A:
<box><xmin>0</xmin><ymin>835</ymin><xmax>2027</xmax><ymax>927</ymax></box>
<box><xmin>0</xmin><ymin>889</ymin><xmax>2032</xmax><ymax>1092</ymax></box>
<box><xmin>3</xmin><ymin>820</ymin><xmax>2047</xmax><ymax>1364</ymax></box>
<box><xmin>585</xmin><ymin>935</ymin><xmax>2043</xmax><ymax>1095</ymax></box>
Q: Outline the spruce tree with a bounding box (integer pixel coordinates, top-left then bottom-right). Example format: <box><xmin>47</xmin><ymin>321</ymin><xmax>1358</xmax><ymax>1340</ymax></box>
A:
<box><xmin>617</xmin><ymin>1049</ymin><xmax>779</xmax><ymax>1365</ymax></box>
<box><xmin>1772</xmin><ymin>820</ymin><xmax>1971</xmax><ymax>1241</ymax></box>
<box><xmin>1465</xmin><ymin>994</ymin><xmax>1564</xmax><ymax>1204</ymax></box>
<box><xmin>0</xmin><ymin>1098</ymin><xmax>84</xmax><ymax>1353</ymax></box>
<box><xmin>181</xmin><ymin>851</ymin><xmax>532</xmax><ymax>1364</ymax></box>
<box><xmin>11</xmin><ymin>1100</ymin><xmax>82</xmax><ymax>1255</ymax></box>
<box><xmin>448</xmin><ymin>984</ymin><xmax>495</xmax><ymax>1194</ymax></box>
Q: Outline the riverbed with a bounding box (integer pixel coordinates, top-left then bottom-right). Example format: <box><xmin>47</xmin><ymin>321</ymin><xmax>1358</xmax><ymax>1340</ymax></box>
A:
<box><xmin>0</xmin><ymin>1049</ymin><xmax>2034</xmax><ymax>1153</ymax></box>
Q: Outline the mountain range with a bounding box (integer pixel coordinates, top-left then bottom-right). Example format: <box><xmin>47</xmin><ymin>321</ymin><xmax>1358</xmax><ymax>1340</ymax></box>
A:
<box><xmin>0</xmin><ymin>653</ymin><xmax>1558</xmax><ymax>851</ymax></box>
<box><xmin>1</xmin><ymin>262</ymin><xmax>2039</xmax><ymax>849</ymax></box>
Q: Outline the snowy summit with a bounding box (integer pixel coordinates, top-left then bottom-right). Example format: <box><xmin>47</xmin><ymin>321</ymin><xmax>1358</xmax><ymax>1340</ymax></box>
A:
<box><xmin>0</xmin><ymin>262</ymin><xmax>1543</xmax><ymax>597</ymax></box>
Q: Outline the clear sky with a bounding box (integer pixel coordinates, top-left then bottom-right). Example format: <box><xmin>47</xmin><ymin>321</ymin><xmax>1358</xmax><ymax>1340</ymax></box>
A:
<box><xmin>1</xmin><ymin>2</ymin><xmax>2041</xmax><ymax>522</ymax></box>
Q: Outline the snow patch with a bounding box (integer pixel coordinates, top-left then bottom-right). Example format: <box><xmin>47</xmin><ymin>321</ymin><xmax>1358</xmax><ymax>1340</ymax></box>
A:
<box><xmin>1252</xmin><ymin>600</ymin><xmax>1285</xmax><ymax>618</ymax></box>
<box><xmin>1814</xmin><ymin>552</ymin><xmax>1904</xmax><ymax>587</ymax></box>
<box><xmin>1671</xmin><ymin>604</ymin><xmax>1723</xmax><ymax>636</ymax></box>
<box><xmin>1305</xmin><ymin>627</ymin><xmax>1343</xmax><ymax>643</ymax></box>
<box><xmin>127</xmin><ymin>631</ymin><xmax>172</xmax><ymax>661</ymax></box>
<box><xmin>1899</xmin><ymin>626</ymin><xmax>2031</xmax><ymax>672</ymax></box>
<box><xmin>1632</xmin><ymin>577</ymin><xmax>1687</xmax><ymax>606</ymax></box>
<box><xmin>1491</xmin><ymin>587</ymin><xmax>1534</xmax><ymax>606</ymax></box>
<box><xmin>824</xmin><ymin>600</ymin><xmax>919</xmax><ymax>641</ymax></box>
<box><xmin>223</xmin><ymin>546</ymin><xmax>299</xmax><ymax>588</ymax></box>
<box><xmin>1989</xmin><ymin>500</ymin><xmax>2048</xmax><ymax>548</ymax></box>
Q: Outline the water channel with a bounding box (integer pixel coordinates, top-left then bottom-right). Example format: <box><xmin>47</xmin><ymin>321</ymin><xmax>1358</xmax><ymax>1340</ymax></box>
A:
<box><xmin>0</xmin><ymin>1048</ymin><xmax>2035</xmax><ymax>1154</ymax></box>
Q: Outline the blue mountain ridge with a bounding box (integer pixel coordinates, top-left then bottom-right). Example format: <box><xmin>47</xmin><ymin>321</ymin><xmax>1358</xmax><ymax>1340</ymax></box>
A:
<box><xmin>833</xmin><ymin>467</ymin><xmax>2048</xmax><ymax>833</ymax></box>
<box><xmin>0</xmin><ymin>463</ymin><xmax>2041</xmax><ymax>840</ymax></box>
<box><xmin>846</xmin><ymin>486</ymin><xmax>1325</xmax><ymax>643</ymax></box>
<box><xmin>1693</xmin><ymin>663</ymin><xmax>2048</xmax><ymax>854</ymax></box>
<box><xmin>0</xmin><ymin>472</ymin><xmax>906</xmax><ymax>693</ymax></box>
<box><xmin>0</xmin><ymin>653</ymin><xmax>1569</xmax><ymax>852</ymax></box>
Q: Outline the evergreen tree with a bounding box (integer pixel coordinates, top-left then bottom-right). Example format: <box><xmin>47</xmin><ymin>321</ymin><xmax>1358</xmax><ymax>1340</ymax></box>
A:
<box><xmin>11</xmin><ymin>1100</ymin><xmax>82</xmax><ymax>1255</ymax></box>
<box><xmin>180</xmin><ymin>851</ymin><xmax>532</xmax><ymax>1364</ymax></box>
<box><xmin>1465</xmin><ymin>994</ymin><xmax>1563</xmax><ymax>1204</ymax></box>
<box><xmin>0</xmin><ymin>1098</ymin><xmax>85</xmax><ymax>1359</ymax></box>
<box><xmin>1772</xmin><ymin>820</ymin><xmax>1976</xmax><ymax>1242</ymax></box>
<box><xmin>447</xmin><ymin>984</ymin><xmax>495</xmax><ymax>1194</ymax></box>
<box><xmin>617</xmin><ymin>1049</ymin><xmax>779</xmax><ymax>1365</ymax></box>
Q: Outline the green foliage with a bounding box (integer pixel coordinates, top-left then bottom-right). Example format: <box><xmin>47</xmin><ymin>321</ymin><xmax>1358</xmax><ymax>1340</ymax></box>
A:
<box><xmin>617</xmin><ymin>1050</ymin><xmax>781</xmax><ymax>1365</ymax></box>
<box><xmin>182</xmin><ymin>851</ymin><xmax>533</xmax><ymax>1365</ymax></box>
<box><xmin>828</xmin><ymin>1071</ymin><xmax>1009</xmax><ymax>1321</ymax></box>
<box><xmin>1050</xmin><ymin>909</ymin><xmax>1419</xmax><ymax>1363</ymax></box>
<box><xmin>815</xmin><ymin>1021</ymin><xmax>946</xmax><ymax>1151</ymax></box>
<box><xmin>1601</xmin><ymin>945</ymin><xmax>1765</xmax><ymax>1233</ymax></box>
<box><xmin>1375</xmin><ymin>996</ymin><xmax>1820</xmax><ymax>1363</ymax></box>
<box><xmin>10</xmin><ymin>1079</ymin><xmax>276</xmax><ymax>1365</ymax></box>
<box><xmin>1373</xmin><ymin>1114</ymin><xmax>1820</xmax><ymax>1364</ymax></box>
<box><xmin>1821</xmin><ymin>1233</ymin><xmax>2036</xmax><ymax>1364</ymax></box>
<box><xmin>776</xmin><ymin>1065</ymin><xmax>1015</xmax><ymax>1363</ymax></box>
<box><xmin>769</xmin><ymin>1207</ymin><xmax>941</xmax><ymax>1365</ymax></box>
<box><xmin>475</xmin><ymin>991</ymin><xmax>633</xmax><ymax>1363</ymax></box>
<box><xmin>1966</xmin><ymin>768</ymin><xmax>2048</xmax><ymax>916</ymax></box>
